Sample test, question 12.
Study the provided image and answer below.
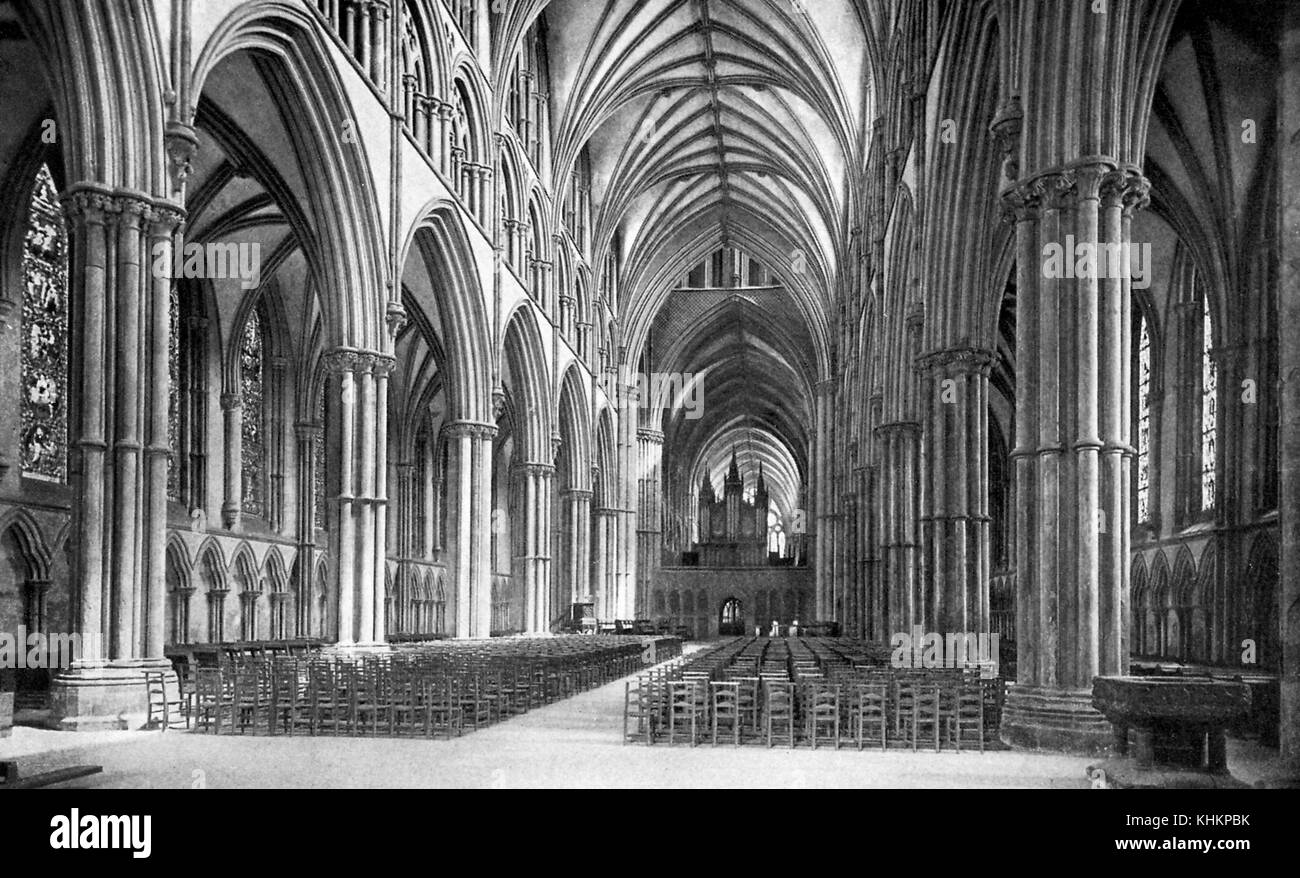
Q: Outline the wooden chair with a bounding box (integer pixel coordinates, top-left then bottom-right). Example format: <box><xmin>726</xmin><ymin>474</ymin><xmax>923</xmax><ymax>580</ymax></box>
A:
<box><xmin>735</xmin><ymin>677</ymin><xmax>761</xmax><ymax>741</ymax></box>
<box><xmin>668</xmin><ymin>680</ymin><xmax>706</xmax><ymax>746</ymax></box>
<box><xmin>389</xmin><ymin>669</ymin><xmax>423</xmax><ymax>737</ymax></box>
<box><xmin>764</xmin><ymin>681</ymin><xmax>796</xmax><ymax>749</ymax></box>
<box><xmin>427</xmin><ymin>677</ymin><xmax>463</xmax><ymax>738</ymax></box>
<box><xmin>233</xmin><ymin>665</ymin><xmax>268</xmax><ymax>734</ymax></box>
<box><xmin>308</xmin><ymin>660</ymin><xmax>346</xmax><ymax>735</ymax></box>
<box><xmin>906</xmin><ymin>683</ymin><xmax>943</xmax><ymax>752</ymax></box>
<box><xmin>949</xmin><ymin>682</ymin><xmax>985</xmax><ymax>752</ymax></box>
<box><xmin>193</xmin><ymin>667</ymin><xmax>233</xmax><ymax>734</ymax></box>
<box><xmin>805</xmin><ymin>682</ymin><xmax>840</xmax><ymax>749</ymax></box>
<box><xmin>623</xmin><ymin>677</ymin><xmax>658</xmax><ymax>745</ymax></box>
<box><xmin>144</xmin><ymin>670</ymin><xmax>186</xmax><ymax>732</ymax></box>
<box><xmin>269</xmin><ymin>660</ymin><xmax>305</xmax><ymax>736</ymax></box>
<box><xmin>852</xmin><ymin>681</ymin><xmax>888</xmax><ymax>751</ymax></box>
<box><xmin>710</xmin><ymin>681</ymin><xmax>742</xmax><ymax>747</ymax></box>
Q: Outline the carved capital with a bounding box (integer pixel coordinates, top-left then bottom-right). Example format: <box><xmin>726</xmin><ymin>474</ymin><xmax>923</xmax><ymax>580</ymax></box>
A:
<box><xmin>1000</xmin><ymin>178</ymin><xmax>1042</xmax><ymax>224</ymax></box>
<box><xmin>915</xmin><ymin>346</ymin><xmax>995</xmax><ymax>376</ymax></box>
<box><xmin>385</xmin><ymin>300</ymin><xmax>408</xmax><ymax>337</ymax></box>
<box><xmin>220</xmin><ymin>392</ymin><xmax>243</xmax><ymax>411</ymax></box>
<box><xmin>60</xmin><ymin>183</ymin><xmax>117</xmax><ymax>225</ymax></box>
<box><xmin>443</xmin><ymin>420</ymin><xmax>497</xmax><ymax>443</ymax></box>
<box><xmin>164</xmin><ymin>120</ymin><xmax>199</xmax><ymax>195</ymax></box>
<box><xmin>146</xmin><ymin>202</ymin><xmax>187</xmax><ymax>237</ymax></box>
<box><xmin>1041</xmin><ymin>171</ymin><xmax>1077</xmax><ymax>212</ymax></box>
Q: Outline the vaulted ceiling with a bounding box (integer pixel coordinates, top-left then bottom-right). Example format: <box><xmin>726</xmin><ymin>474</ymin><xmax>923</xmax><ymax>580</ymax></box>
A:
<box><xmin>527</xmin><ymin>0</ymin><xmax>885</xmax><ymax>504</ymax></box>
<box><xmin>540</xmin><ymin>0</ymin><xmax>882</xmax><ymax>355</ymax></box>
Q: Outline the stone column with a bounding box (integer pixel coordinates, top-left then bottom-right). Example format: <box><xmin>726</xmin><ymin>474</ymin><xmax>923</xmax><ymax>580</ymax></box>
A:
<box><xmin>813</xmin><ymin>379</ymin><xmax>836</xmax><ymax>617</ymax></box>
<box><xmin>917</xmin><ymin>348</ymin><xmax>993</xmax><ymax>634</ymax></box>
<box><xmin>520</xmin><ymin>462</ymin><xmax>554</xmax><ymax>632</ymax></box>
<box><xmin>326</xmin><ymin>354</ymin><xmax>355</xmax><ymax>645</ymax></box>
<box><xmin>593</xmin><ymin>508</ymin><xmax>618</xmax><ymax>620</ymax></box>
<box><xmin>1000</xmin><ymin>166</ymin><xmax>1149</xmax><ymax>751</ymax></box>
<box><xmin>370</xmin><ymin>356</ymin><xmax>394</xmax><ymax>644</ymax></box>
<box><xmin>294</xmin><ymin>421</ymin><xmax>321</xmax><ymax>637</ymax></box>
<box><xmin>564</xmin><ymin>488</ymin><xmax>593</xmax><ymax>605</ymax></box>
<box><xmin>614</xmin><ymin>383</ymin><xmax>639</xmax><ymax>619</ymax></box>
<box><xmin>445</xmin><ymin>420</ymin><xmax>495</xmax><ymax>637</ymax></box>
<box><xmin>637</xmin><ymin>428</ymin><xmax>664</xmax><ymax>620</ymax></box>
<box><xmin>877</xmin><ymin>421</ymin><xmax>922</xmax><ymax>636</ymax></box>
<box><xmin>144</xmin><ymin>205</ymin><xmax>183</xmax><ymax>665</ymax></box>
<box><xmin>51</xmin><ymin>189</ymin><xmax>182</xmax><ymax>729</ymax></box>
<box><xmin>220</xmin><ymin>392</ymin><xmax>243</xmax><ymax>530</ymax></box>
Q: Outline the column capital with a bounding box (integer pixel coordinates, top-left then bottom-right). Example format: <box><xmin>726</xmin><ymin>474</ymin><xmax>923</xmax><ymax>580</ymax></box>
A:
<box><xmin>915</xmin><ymin>346</ymin><xmax>995</xmax><ymax>376</ymax></box>
<box><xmin>562</xmin><ymin>489</ymin><xmax>593</xmax><ymax>502</ymax></box>
<box><xmin>59</xmin><ymin>184</ymin><xmax>154</xmax><ymax>225</ymax></box>
<box><xmin>146</xmin><ymin>201</ymin><xmax>186</xmax><ymax>237</ymax></box>
<box><xmin>322</xmin><ymin>349</ymin><xmax>394</xmax><ymax>375</ymax></box>
<box><xmin>220</xmin><ymin>392</ymin><xmax>243</xmax><ymax>411</ymax></box>
<box><xmin>637</xmin><ymin>428</ymin><xmax>665</xmax><ymax>444</ymax></box>
<box><xmin>443</xmin><ymin>420</ymin><xmax>497</xmax><ymax>442</ymax></box>
<box><xmin>295</xmin><ymin>422</ymin><xmax>323</xmax><ymax>441</ymax></box>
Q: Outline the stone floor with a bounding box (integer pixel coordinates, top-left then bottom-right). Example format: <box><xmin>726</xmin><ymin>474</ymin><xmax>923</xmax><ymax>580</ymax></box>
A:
<box><xmin>0</xmin><ymin>665</ymin><xmax>1285</xmax><ymax>789</ymax></box>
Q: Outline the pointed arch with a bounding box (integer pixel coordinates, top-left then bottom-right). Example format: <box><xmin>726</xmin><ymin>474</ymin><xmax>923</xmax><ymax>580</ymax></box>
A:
<box><xmin>398</xmin><ymin>203</ymin><xmax>494</xmax><ymax>424</ymax></box>
<box><xmin>0</xmin><ymin>508</ymin><xmax>52</xmax><ymax>581</ymax></box>
<box><xmin>263</xmin><ymin>547</ymin><xmax>290</xmax><ymax>594</ymax></box>
<box><xmin>195</xmin><ymin>537</ymin><xmax>229</xmax><ymax>592</ymax></box>
<box><xmin>556</xmin><ymin>364</ymin><xmax>592</xmax><ymax>489</ymax></box>
<box><xmin>230</xmin><ymin>542</ymin><xmax>261</xmax><ymax>593</ymax></box>
<box><xmin>190</xmin><ymin>1</ymin><xmax>388</xmax><ymax>349</ymax></box>
<box><xmin>501</xmin><ymin>303</ymin><xmax>553</xmax><ymax>463</ymax></box>
<box><xmin>451</xmin><ymin>58</ymin><xmax>491</xmax><ymax>165</ymax></box>
<box><xmin>593</xmin><ymin>406</ymin><xmax>616</xmax><ymax>509</ymax></box>
<box><xmin>1243</xmin><ymin>533</ymin><xmax>1280</xmax><ymax>670</ymax></box>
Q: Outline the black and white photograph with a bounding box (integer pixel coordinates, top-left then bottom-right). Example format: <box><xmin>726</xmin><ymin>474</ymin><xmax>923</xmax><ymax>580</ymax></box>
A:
<box><xmin>0</xmin><ymin>0</ymin><xmax>1296</xmax><ymax>844</ymax></box>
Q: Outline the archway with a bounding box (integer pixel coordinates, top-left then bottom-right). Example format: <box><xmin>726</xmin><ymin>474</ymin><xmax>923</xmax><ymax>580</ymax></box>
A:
<box><xmin>719</xmin><ymin>596</ymin><xmax>744</xmax><ymax>637</ymax></box>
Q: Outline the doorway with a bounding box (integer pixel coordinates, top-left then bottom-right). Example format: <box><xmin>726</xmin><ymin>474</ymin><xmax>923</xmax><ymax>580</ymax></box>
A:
<box><xmin>719</xmin><ymin>597</ymin><xmax>745</xmax><ymax>636</ymax></box>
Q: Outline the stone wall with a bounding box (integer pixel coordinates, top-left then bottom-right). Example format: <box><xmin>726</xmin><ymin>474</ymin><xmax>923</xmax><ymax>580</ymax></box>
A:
<box><xmin>651</xmin><ymin>566</ymin><xmax>814</xmax><ymax>638</ymax></box>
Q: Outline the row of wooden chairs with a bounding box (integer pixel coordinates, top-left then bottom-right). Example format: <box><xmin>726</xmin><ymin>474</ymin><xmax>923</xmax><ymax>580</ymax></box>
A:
<box><xmin>187</xmin><ymin>636</ymin><xmax>653</xmax><ymax>737</ymax></box>
<box><xmin>627</xmin><ymin>677</ymin><xmax>986</xmax><ymax>751</ymax></box>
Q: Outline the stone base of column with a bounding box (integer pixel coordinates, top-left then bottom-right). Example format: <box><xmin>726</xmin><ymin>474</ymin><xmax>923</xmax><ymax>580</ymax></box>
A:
<box><xmin>1001</xmin><ymin>685</ymin><xmax>1114</xmax><ymax>753</ymax></box>
<box><xmin>48</xmin><ymin>661</ymin><xmax>177</xmax><ymax>732</ymax></box>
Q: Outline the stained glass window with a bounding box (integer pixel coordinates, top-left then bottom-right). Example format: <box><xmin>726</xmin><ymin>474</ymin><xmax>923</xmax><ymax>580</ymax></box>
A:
<box><xmin>414</xmin><ymin>435</ymin><xmax>428</xmax><ymax>556</ymax></box>
<box><xmin>21</xmin><ymin>164</ymin><xmax>69</xmax><ymax>482</ymax></box>
<box><xmin>240</xmin><ymin>305</ymin><xmax>265</xmax><ymax>516</ymax></box>
<box><xmin>1200</xmin><ymin>293</ymin><xmax>1216</xmax><ymax>511</ymax></box>
<box><xmin>1136</xmin><ymin>315</ymin><xmax>1152</xmax><ymax>521</ymax></box>
<box><xmin>313</xmin><ymin>387</ymin><xmax>327</xmax><ymax>531</ymax></box>
<box><xmin>167</xmin><ymin>285</ymin><xmax>181</xmax><ymax>499</ymax></box>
